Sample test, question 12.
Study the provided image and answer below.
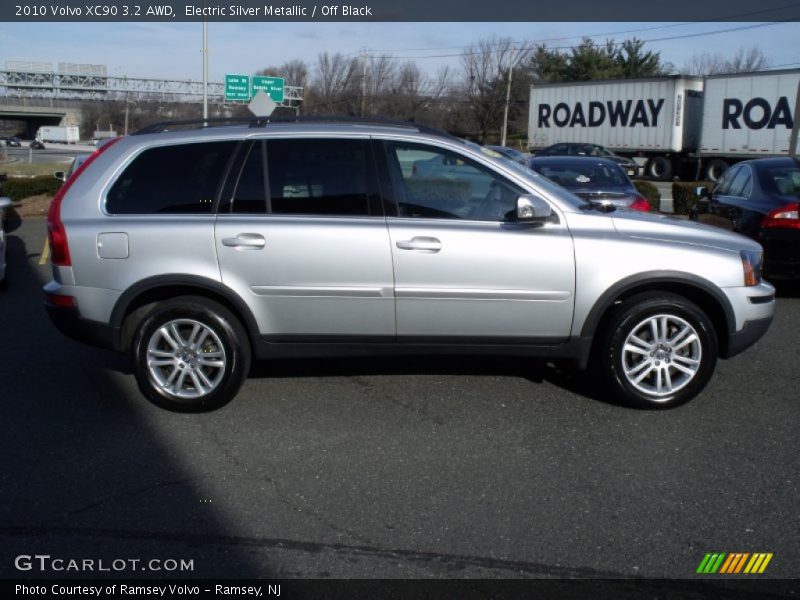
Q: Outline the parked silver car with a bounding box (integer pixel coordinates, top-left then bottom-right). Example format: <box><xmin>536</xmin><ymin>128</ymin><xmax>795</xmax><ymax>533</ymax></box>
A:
<box><xmin>44</xmin><ymin>118</ymin><xmax>775</xmax><ymax>412</ymax></box>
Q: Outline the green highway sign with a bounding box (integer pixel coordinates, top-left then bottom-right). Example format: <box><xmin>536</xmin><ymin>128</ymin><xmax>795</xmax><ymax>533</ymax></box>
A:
<box><xmin>252</xmin><ymin>76</ymin><xmax>285</xmax><ymax>103</ymax></box>
<box><xmin>225</xmin><ymin>74</ymin><xmax>250</xmax><ymax>101</ymax></box>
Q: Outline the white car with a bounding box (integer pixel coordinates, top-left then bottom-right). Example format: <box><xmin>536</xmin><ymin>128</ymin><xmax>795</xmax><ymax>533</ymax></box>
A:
<box><xmin>0</xmin><ymin>196</ymin><xmax>11</xmax><ymax>287</ymax></box>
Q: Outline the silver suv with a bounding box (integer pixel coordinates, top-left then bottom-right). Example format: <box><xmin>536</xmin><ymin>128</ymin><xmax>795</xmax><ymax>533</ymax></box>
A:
<box><xmin>44</xmin><ymin>118</ymin><xmax>775</xmax><ymax>411</ymax></box>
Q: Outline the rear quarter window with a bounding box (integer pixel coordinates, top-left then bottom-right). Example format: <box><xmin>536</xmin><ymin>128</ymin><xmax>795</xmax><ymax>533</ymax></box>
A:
<box><xmin>106</xmin><ymin>141</ymin><xmax>236</xmax><ymax>214</ymax></box>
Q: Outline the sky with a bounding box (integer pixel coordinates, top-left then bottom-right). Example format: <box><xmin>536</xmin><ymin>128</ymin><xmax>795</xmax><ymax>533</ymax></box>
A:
<box><xmin>0</xmin><ymin>21</ymin><xmax>798</xmax><ymax>83</ymax></box>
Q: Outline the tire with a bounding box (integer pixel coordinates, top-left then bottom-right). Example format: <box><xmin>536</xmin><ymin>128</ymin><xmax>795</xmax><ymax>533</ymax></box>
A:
<box><xmin>705</xmin><ymin>159</ymin><xmax>728</xmax><ymax>182</ymax></box>
<box><xmin>646</xmin><ymin>156</ymin><xmax>673</xmax><ymax>181</ymax></box>
<box><xmin>599</xmin><ymin>292</ymin><xmax>718</xmax><ymax>409</ymax></box>
<box><xmin>131</xmin><ymin>296</ymin><xmax>251</xmax><ymax>412</ymax></box>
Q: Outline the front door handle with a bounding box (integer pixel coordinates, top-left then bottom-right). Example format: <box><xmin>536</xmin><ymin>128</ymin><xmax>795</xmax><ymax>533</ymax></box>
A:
<box><xmin>395</xmin><ymin>236</ymin><xmax>442</xmax><ymax>252</ymax></box>
<box><xmin>222</xmin><ymin>233</ymin><xmax>266</xmax><ymax>249</ymax></box>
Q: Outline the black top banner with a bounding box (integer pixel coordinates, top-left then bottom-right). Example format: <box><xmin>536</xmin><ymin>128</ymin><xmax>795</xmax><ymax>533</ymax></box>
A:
<box><xmin>2</xmin><ymin>0</ymin><xmax>800</xmax><ymax>22</ymax></box>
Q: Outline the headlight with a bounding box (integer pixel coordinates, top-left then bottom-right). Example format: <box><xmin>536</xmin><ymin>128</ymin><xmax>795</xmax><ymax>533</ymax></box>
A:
<box><xmin>740</xmin><ymin>250</ymin><xmax>763</xmax><ymax>286</ymax></box>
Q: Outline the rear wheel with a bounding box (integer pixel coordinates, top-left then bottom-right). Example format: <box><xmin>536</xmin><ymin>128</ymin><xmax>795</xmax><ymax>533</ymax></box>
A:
<box><xmin>132</xmin><ymin>296</ymin><xmax>251</xmax><ymax>412</ymax></box>
<box><xmin>705</xmin><ymin>159</ymin><xmax>729</xmax><ymax>182</ymax></box>
<box><xmin>600</xmin><ymin>292</ymin><xmax>718</xmax><ymax>409</ymax></box>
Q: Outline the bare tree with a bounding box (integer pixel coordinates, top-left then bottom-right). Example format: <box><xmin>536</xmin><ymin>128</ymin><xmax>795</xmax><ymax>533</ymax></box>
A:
<box><xmin>685</xmin><ymin>46</ymin><xmax>769</xmax><ymax>75</ymax></box>
<box><xmin>309</xmin><ymin>52</ymin><xmax>360</xmax><ymax>114</ymax></box>
<box><xmin>727</xmin><ymin>46</ymin><xmax>770</xmax><ymax>73</ymax></box>
<box><xmin>257</xmin><ymin>60</ymin><xmax>309</xmax><ymax>88</ymax></box>
<box><xmin>459</xmin><ymin>35</ymin><xmax>533</xmax><ymax>142</ymax></box>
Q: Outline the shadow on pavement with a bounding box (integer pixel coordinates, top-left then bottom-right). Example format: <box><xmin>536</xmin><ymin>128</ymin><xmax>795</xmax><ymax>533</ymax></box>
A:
<box><xmin>0</xmin><ymin>230</ymin><xmax>265</xmax><ymax>579</ymax></box>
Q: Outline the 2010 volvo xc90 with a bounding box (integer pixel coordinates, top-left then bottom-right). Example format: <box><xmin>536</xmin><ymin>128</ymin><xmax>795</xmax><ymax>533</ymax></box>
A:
<box><xmin>44</xmin><ymin>118</ymin><xmax>775</xmax><ymax>411</ymax></box>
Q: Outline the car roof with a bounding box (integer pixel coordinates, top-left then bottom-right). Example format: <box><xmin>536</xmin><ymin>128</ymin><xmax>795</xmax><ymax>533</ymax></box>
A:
<box><xmin>739</xmin><ymin>157</ymin><xmax>800</xmax><ymax>169</ymax></box>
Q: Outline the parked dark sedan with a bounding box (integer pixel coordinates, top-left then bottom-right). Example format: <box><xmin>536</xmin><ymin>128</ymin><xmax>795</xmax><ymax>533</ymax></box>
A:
<box><xmin>529</xmin><ymin>156</ymin><xmax>651</xmax><ymax>211</ymax></box>
<box><xmin>696</xmin><ymin>157</ymin><xmax>800</xmax><ymax>281</ymax></box>
<box><xmin>534</xmin><ymin>142</ymin><xmax>639</xmax><ymax>177</ymax></box>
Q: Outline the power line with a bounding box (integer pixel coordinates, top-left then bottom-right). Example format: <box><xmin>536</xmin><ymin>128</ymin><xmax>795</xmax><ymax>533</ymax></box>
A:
<box><xmin>361</xmin><ymin>4</ymin><xmax>800</xmax><ymax>56</ymax></box>
<box><xmin>370</xmin><ymin>21</ymin><xmax>795</xmax><ymax>61</ymax></box>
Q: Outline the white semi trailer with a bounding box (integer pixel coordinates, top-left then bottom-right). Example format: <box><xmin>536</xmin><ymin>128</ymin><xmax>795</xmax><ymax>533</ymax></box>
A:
<box><xmin>528</xmin><ymin>69</ymin><xmax>800</xmax><ymax>181</ymax></box>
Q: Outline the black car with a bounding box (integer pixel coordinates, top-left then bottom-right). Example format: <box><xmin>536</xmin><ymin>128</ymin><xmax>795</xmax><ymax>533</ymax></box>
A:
<box><xmin>486</xmin><ymin>145</ymin><xmax>529</xmax><ymax>166</ymax></box>
<box><xmin>529</xmin><ymin>156</ymin><xmax>650</xmax><ymax>211</ymax></box>
<box><xmin>696</xmin><ymin>157</ymin><xmax>800</xmax><ymax>281</ymax></box>
<box><xmin>534</xmin><ymin>142</ymin><xmax>639</xmax><ymax>177</ymax></box>
<box><xmin>29</xmin><ymin>140</ymin><xmax>45</xmax><ymax>150</ymax></box>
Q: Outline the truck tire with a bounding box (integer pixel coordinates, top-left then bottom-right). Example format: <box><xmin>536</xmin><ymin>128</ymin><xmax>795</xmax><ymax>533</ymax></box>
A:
<box><xmin>646</xmin><ymin>157</ymin><xmax>673</xmax><ymax>181</ymax></box>
<box><xmin>705</xmin><ymin>159</ymin><xmax>728</xmax><ymax>182</ymax></box>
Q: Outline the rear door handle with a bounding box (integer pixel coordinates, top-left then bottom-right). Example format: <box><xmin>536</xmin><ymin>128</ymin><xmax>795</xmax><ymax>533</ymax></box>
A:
<box><xmin>222</xmin><ymin>233</ymin><xmax>266</xmax><ymax>249</ymax></box>
<box><xmin>395</xmin><ymin>236</ymin><xmax>442</xmax><ymax>252</ymax></box>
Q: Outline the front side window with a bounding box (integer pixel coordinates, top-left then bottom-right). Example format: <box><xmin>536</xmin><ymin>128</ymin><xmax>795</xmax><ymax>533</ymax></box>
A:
<box><xmin>267</xmin><ymin>139</ymin><xmax>375</xmax><ymax>216</ymax></box>
<box><xmin>107</xmin><ymin>141</ymin><xmax>236</xmax><ymax>214</ymax></box>
<box><xmin>713</xmin><ymin>166</ymin><xmax>739</xmax><ymax>196</ymax></box>
<box><xmin>383</xmin><ymin>142</ymin><xmax>524</xmax><ymax>221</ymax></box>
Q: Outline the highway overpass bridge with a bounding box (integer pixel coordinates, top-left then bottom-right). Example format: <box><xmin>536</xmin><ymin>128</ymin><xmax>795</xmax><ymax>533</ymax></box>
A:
<box><xmin>0</xmin><ymin>66</ymin><xmax>304</xmax><ymax>138</ymax></box>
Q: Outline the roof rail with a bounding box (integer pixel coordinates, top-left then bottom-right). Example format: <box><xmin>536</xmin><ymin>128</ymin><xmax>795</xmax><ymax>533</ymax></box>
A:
<box><xmin>132</xmin><ymin>115</ymin><xmax>460</xmax><ymax>141</ymax></box>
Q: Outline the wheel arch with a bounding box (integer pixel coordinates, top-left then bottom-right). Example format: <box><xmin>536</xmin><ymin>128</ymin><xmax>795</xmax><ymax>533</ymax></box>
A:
<box><xmin>110</xmin><ymin>275</ymin><xmax>260</xmax><ymax>353</ymax></box>
<box><xmin>579</xmin><ymin>272</ymin><xmax>735</xmax><ymax>359</ymax></box>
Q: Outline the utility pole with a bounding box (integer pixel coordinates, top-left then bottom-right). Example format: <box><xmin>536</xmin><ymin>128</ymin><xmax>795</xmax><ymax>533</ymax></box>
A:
<box><xmin>501</xmin><ymin>45</ymin><xmax>516</xmax><ymax>147</ymax></box>
<box><xmin>789</xmin><ymin>81</ymin><xmax>800</xmax><ymax>156</ymax></box>
<box><xmin>202</xmin><ymin>14</ymin><xmax>208</xmax><ymax>120</ymax></box>
<box><xmin>361</xmin><ymin>49</ymin><xmax>368</xmax><ymax>117</ymax></box>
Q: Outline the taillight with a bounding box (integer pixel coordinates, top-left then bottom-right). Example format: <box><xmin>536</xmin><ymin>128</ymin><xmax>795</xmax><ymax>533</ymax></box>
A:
<box><xmin>629</xmin><ymin>195</ymin><xmax>651</xmax><ymax>212</ymax></box>
<box><xmin>46</xmin><ymin>293</ymin><xmax>76</xmax><ymax>308</ymax></box>
<box><xmin>762</xmin><ymin>202</ymin><xmax>800</xmax><ymax>229</ymax></box>
<box><xmin>47</xmin><ymin>137</ymin><xmax>122</xmax><ymax>266</ymax></box>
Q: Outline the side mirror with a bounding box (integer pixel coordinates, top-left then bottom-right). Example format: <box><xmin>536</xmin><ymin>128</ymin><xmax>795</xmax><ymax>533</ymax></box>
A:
<box><xmin>516</xmin><ymin>194</ymin><xmax>553</xmax><ymax>222</ymax></box>
<box><xmin>695</xmin><ymin>186</ymin><xmax>710</xmax><ymax>198</ymax></box>
<box><xmin>54</xmin><ymin>171</ymin><xmax>66</xmax><ymax>181</ymax></box>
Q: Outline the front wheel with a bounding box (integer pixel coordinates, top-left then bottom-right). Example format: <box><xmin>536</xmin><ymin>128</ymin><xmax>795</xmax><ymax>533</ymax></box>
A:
<box><xmin>132</xmin><ymin>296</ymin><xmax>251</xmax><ymax>412</ymax></box>
<box><xmin>600</xmin><ymin>293</ymin><xmax>718</xmax><ymax>409</ymax></box>
<box><xmin>646</xmin><ymin>156</ymin><xmax>673</xmax><ymax>181</ymax></box>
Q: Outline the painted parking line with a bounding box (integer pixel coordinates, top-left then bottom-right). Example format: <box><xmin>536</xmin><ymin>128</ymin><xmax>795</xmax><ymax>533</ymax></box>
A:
<box><xmin>39</xmin><ymin>239</ymin><xmax>50</xmax><ymax>265</ymax></box>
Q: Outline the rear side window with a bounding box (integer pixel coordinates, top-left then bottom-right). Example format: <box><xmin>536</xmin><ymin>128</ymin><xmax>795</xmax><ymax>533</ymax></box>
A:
<box><xmin>106</xmin><ymin>141</ymin><xmax>236</xmax><ymax>214</ymax></box>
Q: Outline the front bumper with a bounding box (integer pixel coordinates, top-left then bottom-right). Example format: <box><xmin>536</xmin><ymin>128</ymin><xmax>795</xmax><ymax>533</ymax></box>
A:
<box><xmin>724</xmin><ymin>316</ymin><xmax>774</xmax><ymax>359</ymax></box>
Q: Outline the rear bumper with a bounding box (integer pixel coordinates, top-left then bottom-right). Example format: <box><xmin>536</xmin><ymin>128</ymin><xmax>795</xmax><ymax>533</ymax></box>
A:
<box><xmin>45</xmin><ymin>302</ymin><xmax>120</xmax><ymax>351</ymax></box>
<box><xmin>762</xmin><ymin>229</ymin><xmax>800</xmax><ymax>280</ymax></box>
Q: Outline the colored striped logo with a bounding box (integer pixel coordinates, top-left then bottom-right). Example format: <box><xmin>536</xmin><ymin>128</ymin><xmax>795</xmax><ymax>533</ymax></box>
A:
<box><xmin>696</xmin><ymin>553</ymin><xmax>773</xmax><ymax>574</ymax></box>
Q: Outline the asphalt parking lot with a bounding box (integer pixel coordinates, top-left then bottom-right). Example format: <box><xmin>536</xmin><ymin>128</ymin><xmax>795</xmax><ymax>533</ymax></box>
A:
<box><xmin>1</xmin><ymin>217</ymin><xmax>798</xmax><ymax>584</ymax></box>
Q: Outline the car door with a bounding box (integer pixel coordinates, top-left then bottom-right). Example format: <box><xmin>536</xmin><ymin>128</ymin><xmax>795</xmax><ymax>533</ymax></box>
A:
<box><xmin>379</xmin><ymin>139</ymin><xmax>576</xmax><ymax>340</ymax></box>
<box><xmin>215</xmin><ymin>138</ymin><xmax>396</xmax><ymax>338</ymax></box>
<box><xmin>711</xmin><ymin>165</ymin><xmax>756</xmax><ymax>234</ymax></box>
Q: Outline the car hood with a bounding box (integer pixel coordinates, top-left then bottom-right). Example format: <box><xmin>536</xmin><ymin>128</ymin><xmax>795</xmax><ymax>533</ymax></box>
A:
<box><xmin>610</xmin><ymin>210</ymin><xmax>763</xmax><ymax>254</ymax></box>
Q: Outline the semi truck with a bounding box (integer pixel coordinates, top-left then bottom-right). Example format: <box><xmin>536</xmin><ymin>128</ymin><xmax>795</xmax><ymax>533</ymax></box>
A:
<box><xmin>528</xmin><ymin>69</ymin><xmax>800</xmax><ymax>181</ymax></box>
<box><xmin>36</xmin><ymin>126</ymin><xmax>80</xmax><ymax>144</ymax></box>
